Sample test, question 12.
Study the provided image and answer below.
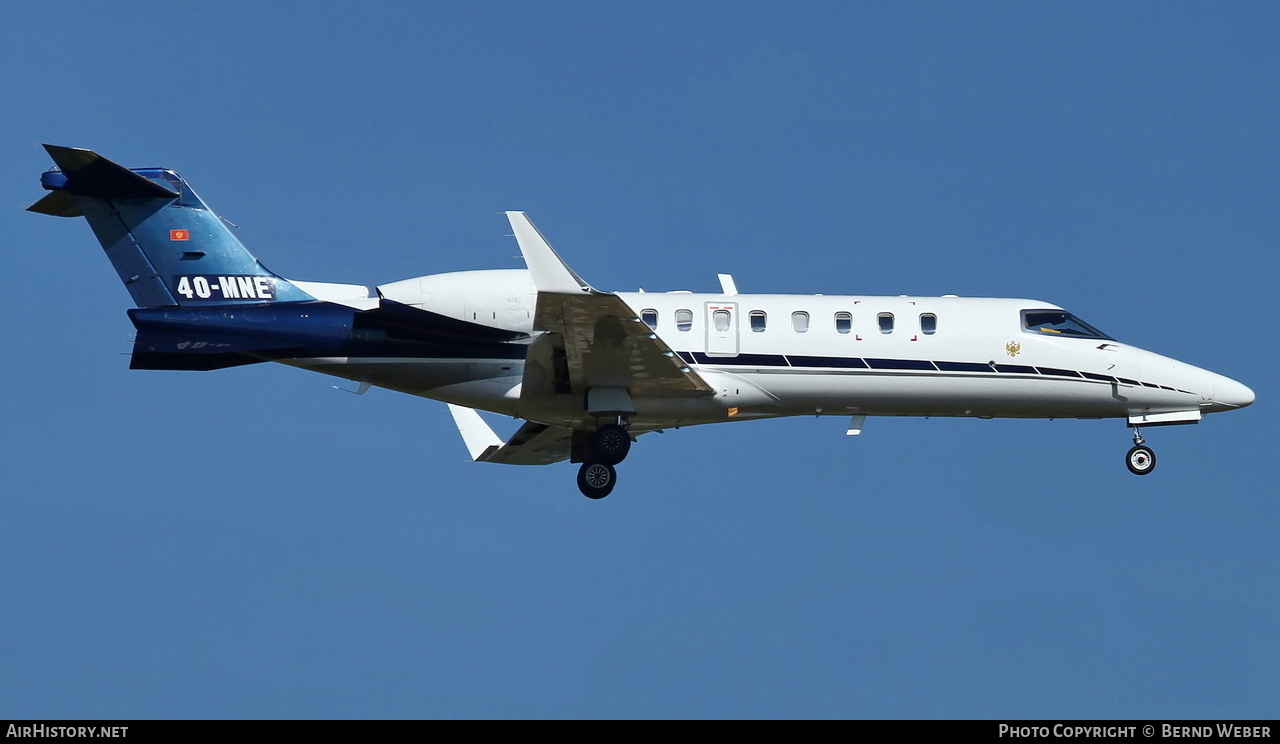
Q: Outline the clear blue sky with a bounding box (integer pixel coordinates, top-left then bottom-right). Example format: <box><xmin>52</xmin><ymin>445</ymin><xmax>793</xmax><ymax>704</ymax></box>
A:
<box><xmin>2</xmin><ymin>1</ymin><xmax>1275</xmax><ymax>718</ymax></box>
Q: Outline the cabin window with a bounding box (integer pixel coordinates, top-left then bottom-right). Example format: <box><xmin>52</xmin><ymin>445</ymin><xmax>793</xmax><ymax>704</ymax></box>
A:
<box><xmin>1021</xmin><ymin>309</ymin><xmax>1113</xmax><ymax>340</ymax></box>
<box><xmin>792</xmin><ymin>311</ymin><xmax>810</xmax><ymax>333</ymax></box>
<box><xmin>878</xmin><ymin>313</ymin><xmax>894</xmax><ymax>334</ymax></box>
<box><xmin>713</xmin><ymin>309</ymin><xmax>731</xmax><ymax>332</ymax></box>
<box><xmin>675</xmin><ymin>308</ymin><xmax>693</xmax><ymax>332</ymax></box>
<box><xmin>749</xmin><ymin>310</ymin><xmax>767</xmax><ymax>333</ymax></box>
<box><xmin>641</xmin><ymin>309</ymin><xmax>658</xmax><ymax>330</ymax></box>
<box><xmin>920</xmin><ymin>313</ymin><xmax>937</xmax><ymax>335</ymax></box>
<box><xmin>835</xmin><ymin>312</ymin><xmax>852</xmax><ymax>334</ymax></box>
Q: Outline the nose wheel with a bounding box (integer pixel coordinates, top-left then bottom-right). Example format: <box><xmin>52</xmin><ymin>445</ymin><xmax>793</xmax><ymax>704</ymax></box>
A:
<box><xmin>1126</xmin><ymin>445</ymin><xmax>1156</xmax><ymax>475</ymax></box>
<box><xmin>1125</xmin><ymin>426</ymin><xmax>1156</xmax><ymax>475</ymax></box>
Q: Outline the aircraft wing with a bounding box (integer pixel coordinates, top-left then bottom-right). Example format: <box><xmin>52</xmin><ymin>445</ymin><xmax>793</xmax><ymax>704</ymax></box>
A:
<box><xmin>447</xmin><ymin>404</ymin><xmax>573</xmax><ymax>465</ymax></box>
<box><xmin>506</xmin><ymin>212</ymin><xmax>713</xmax><ymax>400</ymax></box>
<box><xmin>447</xmin><ymin>404</ymin><xmax>664</xmax><ymax>466</ymax></box>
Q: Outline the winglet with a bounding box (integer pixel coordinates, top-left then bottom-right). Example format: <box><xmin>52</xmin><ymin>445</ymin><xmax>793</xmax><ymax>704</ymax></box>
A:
<box><xmin>446</xmin><ymin>404</ymin><xmax>503</xmax><ymax>461</ymax></box>
<box><xmin>505</xmin><ymin>211</ymin><xmax>593</xmax><ymax>294</ymax></box>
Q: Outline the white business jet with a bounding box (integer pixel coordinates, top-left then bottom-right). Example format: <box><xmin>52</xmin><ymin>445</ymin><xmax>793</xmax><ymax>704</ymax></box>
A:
<box><xmin>31</xmin><ymin>146</ymin><xmax>1254</xmax><ymax>499</ymax></box>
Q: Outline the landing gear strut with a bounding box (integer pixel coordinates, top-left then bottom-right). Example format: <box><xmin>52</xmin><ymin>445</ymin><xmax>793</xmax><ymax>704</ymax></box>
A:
<box><xmin>576</xmin><ymin>418</ymin><xmax>633</xmax><ymax>499</ymax></box>
<box><xmin>1126</xmin><ymin>426</ymin><xmax>1156</xmax><ymax>476</ymax></box>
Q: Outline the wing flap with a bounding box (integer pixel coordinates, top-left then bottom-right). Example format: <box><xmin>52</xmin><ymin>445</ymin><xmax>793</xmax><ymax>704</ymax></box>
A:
<box><xmin>481</xmin><ymin>421</ymin><xmax>574</xmax><ymax>465</ymax></box>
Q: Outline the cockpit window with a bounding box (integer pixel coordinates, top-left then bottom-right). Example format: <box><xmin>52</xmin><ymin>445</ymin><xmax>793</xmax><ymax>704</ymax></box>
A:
<box><xmin>1021</xmin><ymin>310</ymin><xmax>1113</xmax><ymax>340</ymax></box>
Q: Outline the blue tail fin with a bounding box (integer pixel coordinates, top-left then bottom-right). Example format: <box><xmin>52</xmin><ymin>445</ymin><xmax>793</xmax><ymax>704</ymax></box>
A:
<box><xmin>29</xmin><ymin>145</ymin><xmax>313</xmax><ymax>308</ymax></box>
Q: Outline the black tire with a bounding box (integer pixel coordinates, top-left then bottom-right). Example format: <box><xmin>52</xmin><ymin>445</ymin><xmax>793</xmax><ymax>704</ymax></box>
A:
<box><xmin>591</xmin><ymin>424</ymin><xmax>631</xmax><ymax>465</ymax></box>
<box><xmin>577</xmin><ymin>461</ymin><xmax>617</xmax><ymax>499</ymax></box>
<box><xmin>1126</xmin><ymin>445</ymin><xmax>1156</xmax><ymax>475</ymax></box>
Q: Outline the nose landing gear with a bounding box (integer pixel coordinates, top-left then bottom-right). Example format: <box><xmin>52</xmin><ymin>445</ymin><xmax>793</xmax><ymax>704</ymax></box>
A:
<box><xmin>1126</xmin><ymin>426</ymin><xmax>1156</xmax><ymax>475</ymax></box>
<box><xmin>576</xmin><ymin>418</ymin><xmax>633</xmax><ymax>499</ymax></box>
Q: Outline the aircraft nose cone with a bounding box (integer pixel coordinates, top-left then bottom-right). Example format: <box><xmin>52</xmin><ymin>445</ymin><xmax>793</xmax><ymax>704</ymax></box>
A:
<box><xmin>1214</xmin><ymin>375</ymin><xmax>1255</xmax><ymax>410</ymax></box>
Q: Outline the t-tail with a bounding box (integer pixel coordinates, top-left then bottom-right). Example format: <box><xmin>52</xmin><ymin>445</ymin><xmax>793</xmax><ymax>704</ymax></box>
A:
<box><xmin>28</xmin><ymin>145</ymin><xmax>341</xmax><ymax>371</ymax></box>
<box><xmin>28</xmin><ymin>144</ymin><xmax>313</xmax><ymax>308</ymax></box>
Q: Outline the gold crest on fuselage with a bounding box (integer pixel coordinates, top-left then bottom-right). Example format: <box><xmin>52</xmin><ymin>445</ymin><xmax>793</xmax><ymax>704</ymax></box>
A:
<box><xmin>1006</xmin><ymin>341</ymin><xmax>1021</xmax><ymax>357</ymax></box>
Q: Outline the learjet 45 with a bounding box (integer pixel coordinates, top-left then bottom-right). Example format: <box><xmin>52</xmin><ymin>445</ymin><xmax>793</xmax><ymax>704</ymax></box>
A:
<box><xmin>29</xmin><ymin>146</ymin><xmax>1254</xmax><ymax>498</ymax></box>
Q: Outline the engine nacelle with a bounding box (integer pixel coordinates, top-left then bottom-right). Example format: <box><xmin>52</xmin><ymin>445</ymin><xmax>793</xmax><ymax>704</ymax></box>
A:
<box><xmin>378</xmin><ymin>269</ymin><xmax>537</xmax><ymax>333</ymax></box>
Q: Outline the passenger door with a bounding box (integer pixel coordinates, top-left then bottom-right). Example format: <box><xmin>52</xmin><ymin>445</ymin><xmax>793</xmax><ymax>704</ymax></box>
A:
<box><xmin>704</xmin><ymin>302</ymin><xmax>739</xmax><ymax>358</ymax></box>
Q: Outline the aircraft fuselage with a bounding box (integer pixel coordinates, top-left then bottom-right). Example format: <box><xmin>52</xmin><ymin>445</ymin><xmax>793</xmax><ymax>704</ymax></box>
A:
<box><xmin>289</xmin><ymin>269</ymin><xmax>1251</xmax><ymax>431</ymax></box>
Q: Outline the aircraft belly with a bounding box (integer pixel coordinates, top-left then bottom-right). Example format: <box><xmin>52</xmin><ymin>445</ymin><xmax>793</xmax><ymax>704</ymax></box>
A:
<box><xmin>280</xmin><ymin>357</ymin><xmax>524</xmax><ymax>415</ymax></box>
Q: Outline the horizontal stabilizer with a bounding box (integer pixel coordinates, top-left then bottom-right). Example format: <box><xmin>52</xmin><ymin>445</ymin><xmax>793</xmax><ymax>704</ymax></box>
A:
<box><xmin>26</xmin><ymin>190</ymin><xmax>81</xmax><ymax>217</ymax></box>
<box><xmin>38</xmin><ymin>144</ymin><xmax>178</xmax><ymax>200</ymax></box>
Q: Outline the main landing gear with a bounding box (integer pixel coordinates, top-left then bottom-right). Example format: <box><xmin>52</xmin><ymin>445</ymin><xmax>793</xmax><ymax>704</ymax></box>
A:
<box><xmin>1126</xmin><ymin>426</ymin><xmax>1156</xmax><ymax>476</ymax></box>
<box><xmin>576</xmin><ymin>421</ymin><xmax>632</xmax><ymax>499</ymax></box>
<box><xmin>577</xmin><ymin>462</ymin><xmax>617</xmax><ymax>500</ymax></box>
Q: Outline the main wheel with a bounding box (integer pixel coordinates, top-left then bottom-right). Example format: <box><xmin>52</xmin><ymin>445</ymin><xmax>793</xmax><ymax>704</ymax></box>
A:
<box><xmin>577</xmin><ymin>461</ymin><xmax>617</xmax><ymax>499</ymax></box>
<box><xmin>1126</xmin><ymin>445</ymin><xmax>1156</xmax><ymax>475</ymax></box>
<box><xmin>591</xmin><ymin>424</ymin><xmax>631</xmax><ymax>465</ymax></box>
